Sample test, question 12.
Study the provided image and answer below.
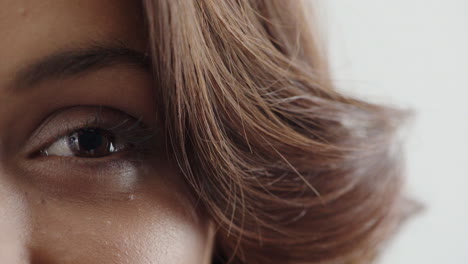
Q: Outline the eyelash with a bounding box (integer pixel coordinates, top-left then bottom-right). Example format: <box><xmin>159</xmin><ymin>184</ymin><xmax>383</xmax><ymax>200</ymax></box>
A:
<box><xmin>35</xmin><ymin>109</ymin><xmax>156</xmax><ymax>160</ymax></box>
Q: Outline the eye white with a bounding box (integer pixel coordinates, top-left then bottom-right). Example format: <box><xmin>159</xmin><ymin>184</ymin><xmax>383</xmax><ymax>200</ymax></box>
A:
<box><xmin>42</xmin><ymin>136</ymin><xmax>74</xmax><ymax>157</ymax></box>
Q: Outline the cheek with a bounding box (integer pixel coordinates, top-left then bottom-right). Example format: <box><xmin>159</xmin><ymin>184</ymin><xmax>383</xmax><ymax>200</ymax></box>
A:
<box><xmin>0</xmin><ymin>179</ymin><xmax>29</xmax><ymax>263</ymax></box>
<box><xmin>25</xmin><ymin>167</ymin><xmax>214</xmax><ymax>264</ymax></box>
<box><xmin>119</xmin><ymin>203</ymin><xmax>213</xmax><ymax>264</ymax></box>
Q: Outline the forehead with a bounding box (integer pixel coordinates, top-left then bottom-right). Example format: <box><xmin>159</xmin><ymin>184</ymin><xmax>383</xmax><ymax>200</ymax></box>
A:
<box><xmin>0</xmin><ymin>0</ymin><xmax>145</xmax><ymax>87</ymax></box>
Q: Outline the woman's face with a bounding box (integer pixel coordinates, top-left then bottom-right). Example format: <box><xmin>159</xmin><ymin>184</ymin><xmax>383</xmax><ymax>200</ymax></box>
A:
<box><xmin>0</xmin><ymin>0</ymin><xmax>214</xmax><ymax>263</ymax></box>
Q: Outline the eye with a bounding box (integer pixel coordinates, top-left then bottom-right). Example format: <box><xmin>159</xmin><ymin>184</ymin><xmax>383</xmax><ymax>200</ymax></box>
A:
<box><xmin>21</xmin><ymin>106</ymin><xmax>159</xmax><ymax>196</ymax></box>
<box><xmin>29</xmin><ymin>106</ymin><xmax>156</xmax><ymax>161</ymax></box>
<box><xmin>41</xmin><ymin>127</ymin><xmax>126</xmax><ymax>158</ymax></box>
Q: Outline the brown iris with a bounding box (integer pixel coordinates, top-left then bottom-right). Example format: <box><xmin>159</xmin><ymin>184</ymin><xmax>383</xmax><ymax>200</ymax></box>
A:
<box><xmin>68</xmin><ymin>128</ymin><xmax>116</xmax><ymax>157</ymax></box>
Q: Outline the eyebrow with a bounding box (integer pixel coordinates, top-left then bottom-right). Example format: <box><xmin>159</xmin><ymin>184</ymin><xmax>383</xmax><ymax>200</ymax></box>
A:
<box><xmin>12</xmin><ymin>44</ymin><xmax>150</xmax><ymax>90</ymax></box>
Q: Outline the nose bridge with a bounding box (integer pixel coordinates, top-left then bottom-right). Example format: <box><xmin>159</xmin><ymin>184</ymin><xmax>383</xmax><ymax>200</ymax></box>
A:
<box><xmin>0</xmin><ymin>169</ymin><xmax>30</xmax><ymax>263</ymax></box>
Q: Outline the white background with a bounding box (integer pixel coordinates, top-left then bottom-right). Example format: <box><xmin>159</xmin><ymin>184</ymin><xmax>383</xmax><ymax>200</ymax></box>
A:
<box><xmin>314</xmin><ymin>0</ymin><xmax>468</xmax><ymax>263</ymax></box>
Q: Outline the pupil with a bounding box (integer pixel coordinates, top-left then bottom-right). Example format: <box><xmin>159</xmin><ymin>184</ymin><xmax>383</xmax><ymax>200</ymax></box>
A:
<box><xmin>67</xmin><ymin>128</ymin><xmax>116</xmax><ymax>157</ymax></box>
<box><xmin>79</xmin><ymin>129</ymin><xmax>104</xmax><ymax>151</ymax></box>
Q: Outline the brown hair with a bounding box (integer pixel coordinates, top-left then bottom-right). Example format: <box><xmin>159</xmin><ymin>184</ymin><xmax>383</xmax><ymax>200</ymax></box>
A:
<box><xmin>143</xmin><ymin>0</ymin><xmax>408</xmax><ymax>263</ymax></box>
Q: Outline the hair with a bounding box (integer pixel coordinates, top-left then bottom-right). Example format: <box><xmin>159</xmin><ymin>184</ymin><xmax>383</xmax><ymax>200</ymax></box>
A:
<box><xmin>142</xmin><ymin>0</ymin><xmax>410</xmax><ymax>263</ymax></box>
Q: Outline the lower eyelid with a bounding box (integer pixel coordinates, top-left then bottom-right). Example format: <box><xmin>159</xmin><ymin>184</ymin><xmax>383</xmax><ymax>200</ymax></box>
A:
<box><xmin>19</xmin><ymin>154</ymin><xmax>147</xmax><ymax>197</ymax></box>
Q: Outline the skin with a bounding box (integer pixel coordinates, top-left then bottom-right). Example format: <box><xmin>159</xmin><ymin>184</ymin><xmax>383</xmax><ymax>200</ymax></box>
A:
<box><xmin>0</xmin><ymin>0</ymin><xmax>215</xmax><ymax>263</ymax></box>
